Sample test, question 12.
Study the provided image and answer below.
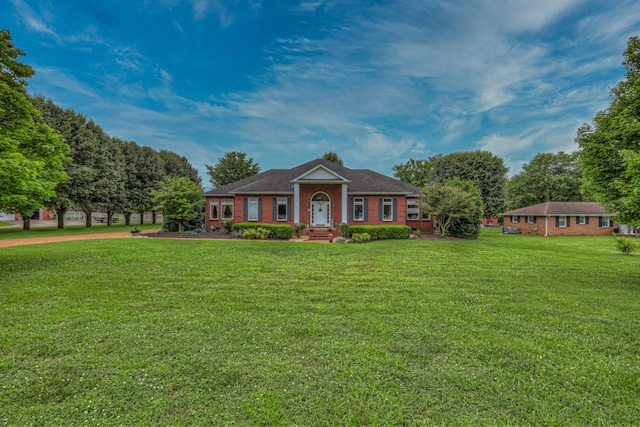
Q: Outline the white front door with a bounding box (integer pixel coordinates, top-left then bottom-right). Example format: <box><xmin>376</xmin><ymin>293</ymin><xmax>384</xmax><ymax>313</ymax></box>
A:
<box><xmin>311</xmin><ymin>201</ymin><xmax>330</xmax><ymax>226</ymax></box>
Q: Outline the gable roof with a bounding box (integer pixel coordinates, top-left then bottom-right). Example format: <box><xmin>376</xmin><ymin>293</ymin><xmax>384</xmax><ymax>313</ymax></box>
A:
<box><xmin>503</xmin><ymin>202</ymin><xmax>614</xmax><ymax>216</ymax></box>
<box><xmin>205</xmin><ymin>158</ymin><xmax>421</xmax><ymax>197</ymax></box>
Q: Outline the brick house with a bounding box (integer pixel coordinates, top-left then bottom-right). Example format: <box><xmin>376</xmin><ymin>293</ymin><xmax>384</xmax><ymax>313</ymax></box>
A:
<box><xmin>503</xmin><ymin>202</ymin><xmax>617</xmax><ymax>236</ymax></box>
<box><xmin>204</xmin><ymin>158</ymin><xmax>433</xmax><ymax>235</ymax></box>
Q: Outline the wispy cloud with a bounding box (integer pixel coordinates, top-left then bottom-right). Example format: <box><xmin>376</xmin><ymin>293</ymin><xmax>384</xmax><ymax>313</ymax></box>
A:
<box><xmin>10</xmin><ymin>0</ymin><xmax>61</xmax><ymax>41</ymax></box>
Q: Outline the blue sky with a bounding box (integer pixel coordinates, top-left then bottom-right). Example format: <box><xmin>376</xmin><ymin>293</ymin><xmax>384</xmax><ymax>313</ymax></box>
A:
<box><xmin>4</xmin><ymin>0</ymin><xmax>640</xmax><ymax>187</ymax></box>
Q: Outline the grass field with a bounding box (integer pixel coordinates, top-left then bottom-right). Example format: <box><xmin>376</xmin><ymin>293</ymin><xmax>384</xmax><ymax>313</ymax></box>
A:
<box><xmin>1</xmin><ymin>229</ymin><xmax>638</xmax><ymax>425</ymax></box>
<box><xmin>0</xmin><ymin>223</ymin><xmax>161</xmax><ymax>240</ymax></box>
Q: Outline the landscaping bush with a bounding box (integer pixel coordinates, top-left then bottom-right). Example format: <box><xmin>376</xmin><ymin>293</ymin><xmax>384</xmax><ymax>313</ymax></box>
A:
<box><xmin>221</xmin><ymin>220</ymin><xmax>234</xmax><ymax>234</ymax></box>
<box><xmin>243</xmin><ymin>227</ymin><xmax>270</xmax><ymax>240</ymax></box>
<box><xmin>615</xmin><ymin>237</ymin><xmax>637</xmax><ymax>255</ymax></box>
<box><xmin>339</xmin><ymin>222</ymin><xmax>350</xmax><ymax>238</ymax></box>
<box><xmin>351</xmin><ymin>232</ymin><xmax>371</xmax><ymax>243</ymax></box>
<box><xmin>293</xmin><ymin>223</ymin><xmax>307</xmax><ymax>238</ymax></box>
<box><xmin>349</xmin><ymin>225</ymin><xmax>411</xmax><ymax>240</ymax></box>
<box><xmin>333</xmin><ymin>236</ymin><xmax>347</xmax><ymax>243</ymax></box>
<box><xmin>232</xmin><ymin>222</ymin><xmax>292</xmax><ymax>239</ymax></box>
<box><xmin>163</xmin><ymin>216</ymin><xmax>202</xmax><ymax>232</ymax></box>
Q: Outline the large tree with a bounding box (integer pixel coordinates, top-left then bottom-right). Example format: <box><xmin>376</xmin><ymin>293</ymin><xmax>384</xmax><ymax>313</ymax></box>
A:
<box><xmin>429</xmin><ymin>151</ymin><xmax>508</xmax><ymax>218</ymax></box>
<box><xmin>419</xmin><ymin>182</ymin><xmax>480</xmax><ymax>238</ymax></box>
<box><xmin>446</xmin><ymin>178</ymin><xmax>484</xmax><ymax>239</ymax></box>
<box><xmin>0</xmin><ymin>30</ymin><xmax>69</xmax><ymax>230</ymax></box>
<box><xmin>153</xmin><ymin>177</ymin><xmax>204</xmax><ymax>233</ymax></box>
<box><xmin>577</xmin><ymin>36</ymin><xmax>640</xmax><ymax>225</ymax></box>
<box><xmin>321</xmin><ymin>151</ymin><xmax>344</xmax><ymax>166</ymax></box>
<box><xmin>506</xmin><ymin>152</ymin><xmax>586</xmax><ymax>210</ymax></box>
<box><xmin>206</xmin><ymin>151</ymin><xmax>260</xmax><ymax>188</ymax></box>
<box><xmin>121</xmin><ymin>141</ymin><xmax>163</xmax><ymax>225</ymax></box>
<box><xmin>158</xmin><ymin>149</ymin><xmax>201</xmax><ymax>186</ymax></box>
<box><xmin>392</xmin><ymin>158</ymin><xmax>433</xmax><ymax>188</ymax></box>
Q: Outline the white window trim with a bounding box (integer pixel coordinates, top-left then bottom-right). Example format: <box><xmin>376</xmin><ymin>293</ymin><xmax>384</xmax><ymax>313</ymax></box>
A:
<box><xmin>407</xmin><ymin>199</ymin><xmax>419</xmax><ymax>220</ymax></box>
<box><xmin>210</xmin><ymin>200</ymin><xmax>219</xmax><ymax>220</ymax></box>
<box><xmin>221</xmin><ymin>199</ymin><xmax>234</xmax><ymax>220</ymax></box>
<box><xmin>247</xmin><ymin>197</ymin><xmax>259</xmax><ymax>221</ymax></box>
<box><xmin>353</xmin><ymin>198</ymin><xmax>364</xmax><ymax>221</ymax></box>
<box><xmin>558</xmin><ymin>216</ymin><xmax>567</xmax><ymax>228</ymax></box>
<box><xmin>526</xmin><ymin>215</ymin><xmax>535</xmax><ymax>224</ymax></box>
<box><xmin>277</xmin><ymin>197</ymin><xmax>288</xmax><ymax>221</ymax></box>
<box><xmin>383</xmin><ymin>198</ymin><xmax>393</xmax><ymax>221</ymax></box>
<box><xmin>577</xmin><ymin>216</ymin><xmax>586</xmax><ymax>225</ymax></box>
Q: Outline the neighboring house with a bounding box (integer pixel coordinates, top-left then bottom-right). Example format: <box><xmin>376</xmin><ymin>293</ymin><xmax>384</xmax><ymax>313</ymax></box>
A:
<box><xmin>204</xmin><ymin>158</ymin><xmax>433</xmax><ymax>235</ymax></box>
<box><xmin>503</xmin><ymin>202</ymin><xmax>617</xmax><ymax>236</ymax></box>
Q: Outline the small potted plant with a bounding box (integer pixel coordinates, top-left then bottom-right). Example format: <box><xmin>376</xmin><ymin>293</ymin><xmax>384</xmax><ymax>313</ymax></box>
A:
<box><xmin>131</xmin><ymin>226</ymin><xmax>140</xmax><ymax>236</ymax></box>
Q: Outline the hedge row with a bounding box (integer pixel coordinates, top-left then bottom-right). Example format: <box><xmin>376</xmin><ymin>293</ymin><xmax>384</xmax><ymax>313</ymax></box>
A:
<box><xmin>232</xmin><ymin>223</ymin><xmax>292</xmax><ymax>239</ymax></box>
<box><xmin>348</xmin><ymin>225</ymin><xmax>411</xmax><ymax>240</ymax></box>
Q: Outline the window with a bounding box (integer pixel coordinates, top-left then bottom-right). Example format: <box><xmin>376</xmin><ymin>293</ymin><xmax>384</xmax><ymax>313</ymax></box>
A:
<box><xmin>248</xmin><ymin>198</ymin><xmax>259</xmax><ymax>221</ymax></box>
<box><xmin>277</xmin><ymin>198</ymin><xmax>288</xmax><ymax>221</ymax></box>
<box><xmin>558</xmin><ymin>216</ymin><xmax>567</xmax><ymax>228</ymax></box>
<box><xmin>422</xmin><ymin>210</ymin><xmax>431</xmax><ymax>220</ymax></box>
<box><xmin>353</xmin><ymin>198</ymin><xmax>364</xmax><ymax>221</ymax></box>
<box><xmin>407</xmin><ymin>199</ymin><xmax>419</xmax><ymax>220</ymax></box>
<box><xmin>511</xmin><ymin>215</ymin><xmax>520</xmax><ymax>223</ymax></box>
<box><xmin>210</xmin><ymin>200</ymin><xmax>219</xmax><ymax>220</ymax></box>
<box><xmin>599</xmin><ymin>216</ymin><xmax>613</xmax><ymax>228</ymax></box>
<box><xmin>526</xmin><ymin>215</ymin><xmax>535</xmax><ymax>224</ymax></box>
<box><xmin>382</xmin><ymin>198</ymin><xmax>393</xmax><ymax>221</ymax></box>
<box><xmin>221</xmin><ymin>199</ymin><xmax>234</xmax><ymax>220</ymax></box>
<box><xmin>577</xmin><ymin>216</ymin><xmax>586</xmax><ymax>225</ymax></box>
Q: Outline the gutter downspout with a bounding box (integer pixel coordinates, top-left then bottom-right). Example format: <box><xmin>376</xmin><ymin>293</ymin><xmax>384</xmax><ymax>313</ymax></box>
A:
<box><xmin>545</xmin><ymin>215</ymin><xmax>549</xmax><ymax>237</ymax></box>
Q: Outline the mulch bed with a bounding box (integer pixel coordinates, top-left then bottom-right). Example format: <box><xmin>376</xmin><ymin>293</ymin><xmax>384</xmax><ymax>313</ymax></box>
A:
<box><xmin>145</xmin><ymin>231</ymin><xmax>239</xmax><ymax>240</ymax></box>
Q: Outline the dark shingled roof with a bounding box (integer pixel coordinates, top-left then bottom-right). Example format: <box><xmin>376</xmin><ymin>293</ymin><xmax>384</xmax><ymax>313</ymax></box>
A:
<box><xmin>205</xmin><ymin>158</ymin><xmax>421</xmax><ymax>197</ymax></box>
<box><xmin>503</xmin><ymin>202</ymin><xmax>614</xmax><ymax>216</ymax></box>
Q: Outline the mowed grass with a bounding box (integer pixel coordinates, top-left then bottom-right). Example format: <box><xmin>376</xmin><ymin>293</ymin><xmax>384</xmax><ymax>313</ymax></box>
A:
<box><xmin>0</xmin><ymin>229</ymin><xmax>638</xmax><ymax>425</ymax></box>
<box><xmin>0</xmin><ymin>223</ymin><xmax>161</xmax><ymax>240</ymax></box>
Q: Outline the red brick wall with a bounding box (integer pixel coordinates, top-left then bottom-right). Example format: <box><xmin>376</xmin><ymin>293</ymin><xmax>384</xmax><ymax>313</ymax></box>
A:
<box><xmin>504</xmin><ymin>215</ymin><xmax>617</xmax><ymax>236</ymax></box>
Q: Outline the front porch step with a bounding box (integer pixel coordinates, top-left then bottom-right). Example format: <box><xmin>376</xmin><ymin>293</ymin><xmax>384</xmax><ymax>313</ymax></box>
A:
<box><xmin>308</xmin><ymin>227</ymin><xmax>333</xmax><ymax>241</ymax></box>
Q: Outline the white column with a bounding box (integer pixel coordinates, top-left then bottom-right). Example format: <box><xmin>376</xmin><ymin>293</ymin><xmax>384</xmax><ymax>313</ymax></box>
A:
<box><xmin>294</xmin><ymin>183</ymin><xmax>300</xmax><ymax>224</ymax></box>
<box><xmin>341</xmin><ymin>183</ymin><xmax>348</xmax><ymax>224</ymax></box>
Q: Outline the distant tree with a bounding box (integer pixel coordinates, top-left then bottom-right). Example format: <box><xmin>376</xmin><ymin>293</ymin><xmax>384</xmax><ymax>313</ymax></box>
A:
<box><xmin>419</xmin><ymin>182</ymin><xmax>480</xmax><ymax>238</ymax></box>
<box><xmin>429</xmin><ymin>151</ymin><xmax>508</xmax><ymax>218</ymax></box>
<box><xmin>446</xmin><ymin>178</ymin><xmax>484</xmax><ymax>239</ymax></box>
<box><xmin>392</xmin><ymin>158</ymin><xmax>433</xmax><ymax>187</ymax></box>
<box><xmin>153</xmin><ymin>177</ymin><xmax>204</xmax><ymax>233</ymax></box>
<box><xmin>0</xmin><ymin>30</ymin><xmax>69</xmax><ymax>230</ymax></box>
<box><xmin>577</xmin><ymin>36</ymin><xmax>640</xmax><ymax>225</ymax></box>
<box><xmin>158</xmin><ymin>149</ymin><xmax>201</xmax><ymax>186</ymax></box>
<box><xmin>120</xmin><ymin>141</ymin><xmax>163</xmax><ymax>225</ymax></box>
<box><xmin>506</xmin><ymin>152</ymin><xmax>586</xmax><ymax>210</ymax></box>
<box><xmin>206</xmin><ymin>151</ymin><xmax>260</xmax><ymax>188</ymax></box>
<box><xmin>322</xmin><ymin>151</ymin><xmax>344</xmax><ymax>166</ymax></box>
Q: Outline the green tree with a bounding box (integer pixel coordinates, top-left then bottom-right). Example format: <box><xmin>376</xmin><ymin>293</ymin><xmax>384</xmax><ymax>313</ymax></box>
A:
<box><xmin>419</xmin><ymin>182</ymin><xmax>480</xmax><ymax>238</ymax></box>
<box><xmin>321</xmin><ymin>151</ymin><xmax>344</xmax><ymax>166</ymax></box>
<box><xmin>446</xmin><ymin>178</ymin><xmax>484</xmax><ymax>239</ymax></box>
<box><xmin>506</xmin><ymin>152</ymin><xmax>586</xmax><ymax>209</ymax></box>
<box><xmin>158</xmin><ymin>149</ymin><xmax>201</xmax><ymax>186</ymax></box>
<box><xmin>577</xmin><ymin>36</ymin><xmax>640</xmax><ymax>225</ymax></box>
<box><xmin>429</xmin><ymin>151</ymin><xmax>508</xmax><ymax>219</ymax></box>
<box><xmin>153</xmin><ymin>177</ymin><xmax>204</xmax><ymax>233</ymax></box>
<box><xmin>392</xmin><ymin>158</ymin><xmax>433</xmax><ymax>187</ymax></box>
<box><xmin>121</xmin><ymin>141</ymin><xmax>163</xmax><ymax>225</ymax></box>
<box><xmin>206</xmin><ymin>151</ymin><xmax>260</xmax><ymax>188</ymax></box>
<box><xmin>0</xmin><ymin>30</ymin><xmax>69</xmax><ymax>230</ymax></box>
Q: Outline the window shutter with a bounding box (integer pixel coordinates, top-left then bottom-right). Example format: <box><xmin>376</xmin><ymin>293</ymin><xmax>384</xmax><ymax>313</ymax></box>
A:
<box><xmin>599</xmin><ymin>216</ymin><xmax>604</xmax><ymax>227</ymax></box>
<box><xmin>533</xmin><ymin>216</ymin><xmax>537</xmax><ymax>224</ymax></box>
<box><xmin>272</xmin><ymin>198</ymin><xmax>277</xmax><ymax>221</ymax></box>
<box><xmin>243</xmin><ymin>197</ymin><xmax>248</xmax><ymax>221</ymax></box>
<box><xmin>393</xmin><ymin>198</ymin><xmax>398</xmax><ymax>221</ymax></box>
<box><xmin>566</xmin><ymin>216</ymin><xmax>570</xmax><ymax>227</ymax></box>
<box><xmin>349</xmin><ymin>198</ymin><xmax>354</xmax><ymax>221</ymax></box>
<box><xmin>585</xmin><ymin>216</ymin><xmax>589</xmax><ymax>225</ymax></box>
<box><xmin>378</xmin><ymin>198</ymin><xmax>383</xmax><ymax>221</ymax></box>
<box><xmin>287</xmin><ymin>198</ymin><xmax>292</xmax><ymax>221</ymax></box>
<box><xmin>258</xmin><ymin>198</ymin><xmax>263</xmax><ymax>221</ymax></box>
<box><xmin>555</xmin><ymin>216</ymin><xmax>559</xmax><ymax>227</ymax></box>
<box><xmin>364</xmin><ymin>198</ymin><xmax>369</xmax><ymax>221</ymax></box>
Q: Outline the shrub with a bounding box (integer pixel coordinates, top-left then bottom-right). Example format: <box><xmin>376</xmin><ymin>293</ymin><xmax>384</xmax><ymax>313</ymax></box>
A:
<box><xmin>351</xmin><ymin>232</ymin><xmax>371</xmax><ymax>243</ymax></box>
<box><xmin>243</xmin><ymin>227</ymin><xmax>270</xmax><ymax>240</ymax></box>
<box><xmin>293</xmin><ymin>223</ymin><xmax>307</xmax><ymax>238</ymax></box>
<box><xmin>615</xmin><ymin>237</ymin><xmax>637</xmax><ymax>255</ymax></box>
<box><xmin>339</xmin><ymin>223</ymin><xmax>350</xmax><ymax>238</ymax></box>
<box><xmin>333</xmin><ymin>236</ymin><xmax>347</xmax><ymax>243</ymax></box>
<box><xmin>349</xmin><ymin>225</ymin><xmax>411</xmax><ymax>240</ymax></box>
<box><xmin>222</xmin><ymin>220</ymin><xmax>234</xmax><ymax>234</ymax></box>
<box><xmin>233</xmin><ymin>223</ymin><xmax>292</xmax><ymax>239</ymax></box>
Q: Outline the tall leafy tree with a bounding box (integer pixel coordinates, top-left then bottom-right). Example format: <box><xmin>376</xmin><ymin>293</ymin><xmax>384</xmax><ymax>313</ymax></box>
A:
<box><xmin>577</xmin><ymin>36</ymin><xmax>640</xmax><ymax>225</ymax></box>
<box><xmin>121</xmin><ymin>141</ymin><xmax>163</xmax><ymax>225</ymax></box>
<box><xmin>446</xmin><ymin>178</ymin><xmax>484</xmax><ymax>239</ymax></box>
<box><xmin>392</xmin><ymin>158</ymin><xmax>434</xmax><ymax>187</ymax></box>
<box><xmin>158</xmin><ymin>149</ymin><xmax>201</xmax><ymax>186</ymax></box>
<box><xmin>429</xmin><ymin>151</ymin><xmax>508</xmax><ymax>218</ymax></box>
<box><xmin>419</xmin><ymin>182</ymin><xmax>480</xmax><ymax>238</ymax></box>
<box><xmin>153</xmin><ymin>177</ymin><xmax>204</xmax><ymax>233</ymax></box>
<box><xmin>321</xmin><ymin>151</ymin><xmax>344</xmax><ymax>165</ymax></box>
<box><xmin>1</xmin><ymin>30</ymin><xmax>69</xmax><ymax>230</ymax></box>
<box><xmin>506</xmin><ymin>152</ymin><xmax>586</xmax><ymax>209</ymax></box>
<box><xmin>206</xmin><ymin>151</ymin><xmax>260</xmax><ymax>188</ymax></box>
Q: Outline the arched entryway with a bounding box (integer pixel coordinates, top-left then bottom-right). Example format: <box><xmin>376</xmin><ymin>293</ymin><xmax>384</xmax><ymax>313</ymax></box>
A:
<box><xmin>310</xmin><ymin>192</ymin><xmax>331</xmax><ymax>226</ymax></box>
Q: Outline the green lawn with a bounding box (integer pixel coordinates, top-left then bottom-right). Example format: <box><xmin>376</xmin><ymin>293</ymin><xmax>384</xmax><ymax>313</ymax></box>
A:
<box><xmin>0</xmin><ymin>223</ymin><xmax>161</xmax><ymax>240</ymax></box>
<box><xmin>1</xmin><ymin>229</ymin><xmax>638</xmax><ymax>425</ymax></box>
